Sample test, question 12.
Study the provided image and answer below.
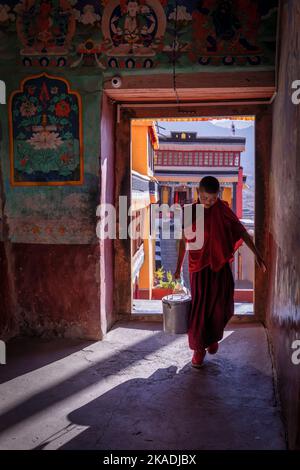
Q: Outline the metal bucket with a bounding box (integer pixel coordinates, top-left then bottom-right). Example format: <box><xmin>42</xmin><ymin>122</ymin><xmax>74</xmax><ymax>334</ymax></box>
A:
<box><xmin>162</xmin><ymin>293</ymin><xmax>191</xmax><ymax>334</ymax></box>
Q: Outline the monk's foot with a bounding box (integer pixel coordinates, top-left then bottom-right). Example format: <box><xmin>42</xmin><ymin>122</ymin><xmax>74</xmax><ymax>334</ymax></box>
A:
<box><xmin>207</xmin><ymin>342</ymin><xmax>219</xmax><ymax>355</ymax></box>
<box><xmin>191</xmin><ymin>348</ymin><xmax>206</xmax><ymax>368</ymax></box>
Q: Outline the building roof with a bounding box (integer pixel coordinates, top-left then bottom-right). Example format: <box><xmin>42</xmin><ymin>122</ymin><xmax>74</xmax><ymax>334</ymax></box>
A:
<box><xmin>159</xmin><ymin>132</ymin><xmax>246</xmax><ymax>146</ymax></box>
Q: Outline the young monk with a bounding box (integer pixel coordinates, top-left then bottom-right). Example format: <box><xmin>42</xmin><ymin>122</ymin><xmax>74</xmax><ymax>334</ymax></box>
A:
<box><xmin>174</xmin><ymin>176</ymin><xmax>267</xmax><ymax>368</ymax></box>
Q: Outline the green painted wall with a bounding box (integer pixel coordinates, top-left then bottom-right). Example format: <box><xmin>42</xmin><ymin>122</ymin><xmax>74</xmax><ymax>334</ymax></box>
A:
<box><xmin>0</xmin><ymin>70</ymin><xmax>102</xmax><ymax>244</ymax></box>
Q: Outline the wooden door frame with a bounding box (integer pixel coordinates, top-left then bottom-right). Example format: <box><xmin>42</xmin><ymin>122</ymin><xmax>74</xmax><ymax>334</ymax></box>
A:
<box><xmin>112</xmin><ymin>102</ymin><xmax>272</xmax><ymax>325</ymax></box>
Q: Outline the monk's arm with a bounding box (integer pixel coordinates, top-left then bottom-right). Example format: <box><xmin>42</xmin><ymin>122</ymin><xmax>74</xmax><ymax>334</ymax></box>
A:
<box><xmin>241</xmin><ymin>231</ymin><xmax>267</xmax><ymax>272</ymax></box>
<box><xmin>174</xmin><ymin>232</ymin><xmax>186</xmax><ymax>279</ymax></box>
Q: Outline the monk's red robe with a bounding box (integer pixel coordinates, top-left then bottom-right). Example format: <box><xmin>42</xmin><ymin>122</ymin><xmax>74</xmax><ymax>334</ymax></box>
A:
<box><xmin>184</xmin><ymin>198</ymin><xmax>247</xmax><ymax>350</ymax></box>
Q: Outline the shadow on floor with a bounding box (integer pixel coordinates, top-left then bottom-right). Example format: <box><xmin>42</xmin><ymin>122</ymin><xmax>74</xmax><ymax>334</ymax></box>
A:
<box><xmin>0</xmin><ymin>337</ymin><xmax>93</xmax><ymax>384</ymax></box>
<box><xmin>47</xmin><ymin>355</ymin><xmax>285</xmax><ymax>450</ymax></box>
<box><xmin>0</xmin><ymin>327</ymin><xmax>178</xmax><ymax>436</ymax></box>
<box><xmin>0</xmin><ymin>323</ymin><xmax>286</xmax><ymax>450</ymax></box>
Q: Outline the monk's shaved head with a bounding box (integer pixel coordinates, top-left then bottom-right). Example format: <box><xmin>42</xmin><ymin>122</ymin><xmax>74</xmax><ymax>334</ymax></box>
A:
<box><xmin>199</xmin><ymin>176</ymin><xmax>220</xmax><ymax>194</ymax></box>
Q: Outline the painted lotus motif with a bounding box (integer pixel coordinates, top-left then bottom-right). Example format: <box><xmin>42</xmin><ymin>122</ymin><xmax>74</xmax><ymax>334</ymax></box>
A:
<box><xmin>9</xmin><ymin>73</ymin><xmax>83</xmax><ymax>185</ymax></box>
<box><xmin>27</xmin><ymin>130</ymin><xmax>63</xmax><ymax>150</ymax></box>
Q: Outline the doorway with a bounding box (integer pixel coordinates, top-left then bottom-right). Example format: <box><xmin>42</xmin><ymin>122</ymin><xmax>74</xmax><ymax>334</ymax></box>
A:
<box><xmin>111</xmin><ymin>102</ymin><xmax>271</xmax><ymax>326</ymax></box>
<box><xmin>129</xmin><ymin>116</ymin><xmax>256</xmax><ymax>318</ymax></box>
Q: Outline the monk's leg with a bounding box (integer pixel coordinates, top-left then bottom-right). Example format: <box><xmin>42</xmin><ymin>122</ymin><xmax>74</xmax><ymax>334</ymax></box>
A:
<box><xmin>188</xmin><ymin>263</ymin><xmax>234</xmax><ymax>350</ymax></box>
<box><xmin>188</xmin><ymin>267</ymin><xmax>211</xmax><ymax>350</ymax></box>
<box><xmin>205</xmin><ymin>262</ymin><xmax>235</xmax><ymax>346</ymax></box>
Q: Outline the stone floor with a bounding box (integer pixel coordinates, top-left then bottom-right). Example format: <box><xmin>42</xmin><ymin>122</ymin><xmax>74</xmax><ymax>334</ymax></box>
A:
<box><xmin>0</xmin><ymin>322</ymin><xmax>286</xmax><ymax>450</ymax></box>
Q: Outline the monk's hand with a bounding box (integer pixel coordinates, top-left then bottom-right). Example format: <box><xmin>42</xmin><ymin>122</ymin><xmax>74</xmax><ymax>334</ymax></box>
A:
<box><xmin>256</xmin><ymin>255</ymin><xmax>267</xmax><ymax>273</ymax></box>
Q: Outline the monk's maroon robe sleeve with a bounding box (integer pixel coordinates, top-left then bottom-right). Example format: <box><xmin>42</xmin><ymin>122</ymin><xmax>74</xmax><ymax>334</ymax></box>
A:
<box><xmin>223</xmin><ymin>204</ymin><xmax>247</xmax><ymax>252</ymax></box>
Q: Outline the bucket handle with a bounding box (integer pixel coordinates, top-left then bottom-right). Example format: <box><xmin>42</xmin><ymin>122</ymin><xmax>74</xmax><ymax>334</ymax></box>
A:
<box><xmin>171</xmin><ymin>277</ymin><xmax>190</xmax><ymax>301</ymax></box>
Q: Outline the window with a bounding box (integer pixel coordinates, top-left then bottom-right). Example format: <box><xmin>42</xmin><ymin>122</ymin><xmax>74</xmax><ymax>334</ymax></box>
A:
<box><xmin>235</xmin><ymin>153</ymin><xmax>240</xmax><ymax>166</ymax></box>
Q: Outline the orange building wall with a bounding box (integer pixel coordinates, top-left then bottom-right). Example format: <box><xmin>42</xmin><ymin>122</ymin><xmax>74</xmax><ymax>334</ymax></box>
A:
<box><xmin>131</xmin><ymin>121</ymin><xmax>158</xmax><ymax>298</ymax></box>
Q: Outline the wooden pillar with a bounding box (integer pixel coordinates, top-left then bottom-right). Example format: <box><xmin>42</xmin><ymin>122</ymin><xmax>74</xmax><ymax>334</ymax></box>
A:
<box><xmin>114</xmin><ymin>108</ymin><xmax>133</xmax><ymax>317</ymax></box>
<box><xmin>236</xmin><ymin>166</ymin><xmax>244</xmax><ymax>219</ymax></box>
<box><xmin>232</xmin><ymin>182</ymin><xmax>237</xmax><ymax>214</ymax></box>
<box><xmin>255</xmin><ymin>107</ymin><xmax>272</xmax><ymax>323</ymax></box>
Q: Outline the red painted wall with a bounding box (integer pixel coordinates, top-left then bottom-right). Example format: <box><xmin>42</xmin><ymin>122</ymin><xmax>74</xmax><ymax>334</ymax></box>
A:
<box><xmin>0</xmin><ymin>242</ymin><xmax>18</xmax><ymax>339</ymax></box>
<box><xmin>13</xmin><ymin>243</ymin><xmax>101</xmax><ymax>339</ymax></box>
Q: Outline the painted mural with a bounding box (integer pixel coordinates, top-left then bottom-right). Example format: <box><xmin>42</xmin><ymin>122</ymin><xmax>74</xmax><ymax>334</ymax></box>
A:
<box><xmin>101</xmin><ymin>0</ymin><xmax>166</xmax><ymax>69</ymax></box>
<box><xmin>16</xmin><ymin>0</ymin><xmax>76</xmax><ymax>67</ymax></box>
<box><xmin>0</xmin><ymin>0</ymin><xmax>278</xmax><ymax>69</ymax></box>
<box><xmin>9</xmin><ymin>73</ymin><xmax>83</xmax><ymax>186</ymax></box>
<box><xmin>192</xmin><ymin>0</ymin><xmax>268</xmax><ymax>66</ymax></box>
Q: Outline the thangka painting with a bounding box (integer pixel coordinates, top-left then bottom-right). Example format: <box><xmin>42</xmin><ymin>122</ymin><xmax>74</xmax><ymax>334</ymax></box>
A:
<box><xmin>16</xmin><ymin>0</ymin><xmax>76</xmax><ymax>67</ymax></box>
<box><xmin>100</xmin><ymin>0</ymin><xmax>279</xmax><ymax>69</ymax></box>
<box><xmin>101</xmin><ymin>0</ymin><xmax>166</xmax><ymax>60</ymax></box>
<box><xmin>9</xmin><ymin>73</ymin><xmax>83</xmax><ymax>186</ymax></box>
<box><xmin>0</xmin><ymin>1</ymin><xmax>279</xmax><ymax>69</ymax></box>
